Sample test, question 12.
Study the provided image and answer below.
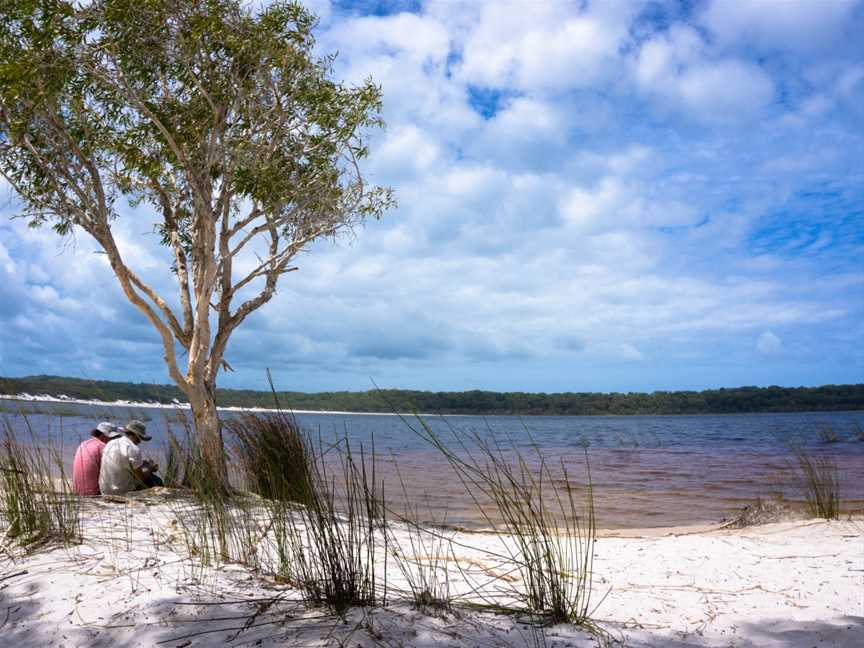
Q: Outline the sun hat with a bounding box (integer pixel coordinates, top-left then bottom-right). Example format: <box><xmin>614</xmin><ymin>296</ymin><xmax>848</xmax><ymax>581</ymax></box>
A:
<box><xmin>122</xmin><ymin>419</ymin><xmax>152</xmax><ymax>441</ymax></box>
<box><xmin>91</xmin><ymin>422</ymin><xmax>121</xmax><ymax>439</ymax></box>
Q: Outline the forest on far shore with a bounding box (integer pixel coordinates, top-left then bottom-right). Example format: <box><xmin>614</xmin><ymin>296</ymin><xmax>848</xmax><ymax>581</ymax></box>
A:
<box><xmin>1</xmin><ymin>375</ymin><xmax>862</xmax><ymax>416</ymax></box>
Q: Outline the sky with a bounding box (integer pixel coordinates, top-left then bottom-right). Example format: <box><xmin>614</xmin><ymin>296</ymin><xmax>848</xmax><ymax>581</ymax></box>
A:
<box><xmin>1</xmin><ymin>0</ymin><xmax>863</xmax><ymax>394</ymax></box>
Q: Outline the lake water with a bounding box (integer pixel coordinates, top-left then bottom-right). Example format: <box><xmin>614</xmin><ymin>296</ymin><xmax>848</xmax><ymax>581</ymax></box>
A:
<box><xmin>3</xmin><ymin>398</ymin><xmax>863</xmax><ymax>529</ymax></box>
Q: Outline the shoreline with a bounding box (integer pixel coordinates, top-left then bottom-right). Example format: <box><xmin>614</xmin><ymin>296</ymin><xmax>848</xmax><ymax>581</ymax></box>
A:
<box><xmin>427</xmin><ymin>512</ymin><xmax>864</xmax><ymax>537</ymax></box>
<box><xmin>2</xmin><ymin>392</ymin><xmax>862</xmax><ymax>419</ymax></box>
<box><xmin>0</xmin><ymin>392</ymin><xmax>427</xmax><ymax>417</ymax></box>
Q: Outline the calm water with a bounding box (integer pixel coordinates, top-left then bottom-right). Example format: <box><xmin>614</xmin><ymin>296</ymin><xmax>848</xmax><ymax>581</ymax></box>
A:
<box><xmin>3</xmin><ymin>398</ymin><xmax>863</xmax><ymax>529</ymax></box>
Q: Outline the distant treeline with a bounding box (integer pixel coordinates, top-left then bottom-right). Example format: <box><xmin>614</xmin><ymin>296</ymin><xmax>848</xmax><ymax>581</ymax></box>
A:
<box><xmin>1</xmin><ymin>375</ymin><xmax>862</xmax><ymax>416</ymax></box>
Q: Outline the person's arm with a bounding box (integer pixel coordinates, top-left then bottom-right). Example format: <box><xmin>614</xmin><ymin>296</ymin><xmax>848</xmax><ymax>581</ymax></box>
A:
<box><xmin>125</xmin><ymin>443</ymin><xmax>146</xmax><ymax>483</ymax></box>
<box><xmin>138</xmin><ymin>460</ymin><xmax>158</xmax><ymax>480</ymax></box>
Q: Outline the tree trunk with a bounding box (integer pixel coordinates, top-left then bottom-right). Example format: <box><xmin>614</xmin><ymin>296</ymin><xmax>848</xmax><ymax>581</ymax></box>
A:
<box><xmin>187</xmin><ymin>381</ymin><xmax>226</xmax><ymax>486</ymax></box>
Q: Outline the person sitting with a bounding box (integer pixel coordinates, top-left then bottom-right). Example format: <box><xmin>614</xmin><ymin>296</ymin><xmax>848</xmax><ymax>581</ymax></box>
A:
<box><xmin>72</xmin><ymin>422</ymin><xmax>121</xmax><ymax>496</ymax></box>
<box><xmin>98</xmin><ymin>420</ymin><xmax>163</xmax><ymax>495</ymax></box>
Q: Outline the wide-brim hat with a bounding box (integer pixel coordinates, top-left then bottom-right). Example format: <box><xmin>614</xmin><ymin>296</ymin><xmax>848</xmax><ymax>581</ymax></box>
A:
<box><xmin>122</xmin><ymin>419</ymin><xmax>152</xmax><ymax>441</ymax></box>
<box><xmin>91</xmin><ymin>422</ymin><xmax>121</xmax><ymax>439</ymax></box>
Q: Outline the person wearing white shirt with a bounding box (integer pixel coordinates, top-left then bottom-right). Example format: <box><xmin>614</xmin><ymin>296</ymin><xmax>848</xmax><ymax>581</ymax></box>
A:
<box><xmin>99</xmin><ymin>420</ymin><xmax>161</xmax><ymax>495</ymax></box>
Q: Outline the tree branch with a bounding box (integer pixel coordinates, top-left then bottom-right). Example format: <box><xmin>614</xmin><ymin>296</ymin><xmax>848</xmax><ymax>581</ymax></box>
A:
<box><xmin>150</xmin><ymin>179</ymin><xmax>194</xmax><ymax>342</ymax></box>
<box><xmin>92</xmin><ymin>226</ymin><xmax>188</xmax><ymax>392</ymax></box>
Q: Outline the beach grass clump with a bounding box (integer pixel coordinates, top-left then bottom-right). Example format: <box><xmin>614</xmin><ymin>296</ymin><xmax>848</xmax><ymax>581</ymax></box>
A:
<box><xmin>0</xmin><ymin>419</ymin><xmax>81</xmax><ymax>548</ymax></box>
<box><xmin>789</xmin><ymin>443</ymin><xmax>840</xmax><ymax>520</ymax></box>
<box><xmin>404</xmin><ymin>415</ymin><xmax>599</xmax><ymax>625</ymax></box>
<box><xmin>385</xmin><ymin>467</ymin><xmax>452</xmax><ymax>612</ymax></box>
<box><xmin>227</xmin><ymin>412</ymin><xmax>313</xmax><ymax>504</ymax></box>
<box><xmin>178</xmin><ymin>493</ymin><xmax>264</xmax><ymax>570</ymax></box>
<box><xmin>167</xmin><ymin>409</ymin><xmax>387</xmax><ymax>609</ymax></box>
<box><xmin>267</xmin><ymin>433</ymin><xmax>387</xmax><ymax>613</ymax></box>
<box><xmin>816</xmin><ymin>425</ymin><xmax>840</xmax><ymax>444</ymax></box>
<box><xmin>163</xmin><ymin>421</ymin><xmax>265</xmax><ymax>569</ymax></box>
<box><xmin>160</xmin><ymin>429</ymin><xmax>185</xmax><ymax>489</ymax></box>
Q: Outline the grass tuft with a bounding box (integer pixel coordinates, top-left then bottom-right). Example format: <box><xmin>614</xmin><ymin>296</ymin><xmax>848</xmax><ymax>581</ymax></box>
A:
<box><xmin>160</xmin><ymin>415</ymin><xmax>266</xmax><ymax>570</ymax></box>
<box><xmin>227</xmin><ymin>412</ymin><xmax>313</xmax><ymax>504</ymax></box>
<box><xmin>402</xmin><ymin>414</ymin><xmax>600</xmax><ymax>625</ymax></box>
<box><xmin>385</xmin><ymin>462</ymin><xmax>452</xmax><ymax>612</ymax></box>
<box><xmin>0</xmin><ymin>416</ymin><xmax>81</xmax><ymax>548</ymax></box>
<box><xmin>267</xmin><ymin>432</ymin><xmax>387</xmax><ymax>613</ymax></box>
<box><xmin>789</xmin><ymin>442</ymin><xmax>840</xmax><ymax>520</ymax></box>
<box><xmin>816</xmin><ymin>425</ymin><xmax>840</xmax><ymax>444</ymax></box>
<box><xmin>159</xmin><ymin>428</ymin><xmax>186</xmax><ymax>489</ymax></box>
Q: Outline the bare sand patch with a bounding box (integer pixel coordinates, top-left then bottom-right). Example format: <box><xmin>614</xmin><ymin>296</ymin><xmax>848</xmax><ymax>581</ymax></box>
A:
<box><xmin>1</xmin><ymin>490</ymin><xmax>861</xmax><ymax>647</ymax></box>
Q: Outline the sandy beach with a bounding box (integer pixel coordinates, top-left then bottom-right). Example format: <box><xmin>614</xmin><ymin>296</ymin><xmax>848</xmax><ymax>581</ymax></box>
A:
<box><xmin>1</xmin><ymin>490</ymin><xmax>861</xmax><ymax>648</ymax></box>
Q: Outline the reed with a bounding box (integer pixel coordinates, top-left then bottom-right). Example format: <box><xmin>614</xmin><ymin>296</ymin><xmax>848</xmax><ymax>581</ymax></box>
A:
<box><xmin>0</xmin><ymin>417</ymin><xmax>81</xmax><ymax>548</ymax></box>
<box><xmin>165</xmin><ymin>408</ymin><xmax>387</xmax><ymax>608</ymax></box>
<box><xmin>385</xmin><ymin>462</ymin><xmax>452</xmax><ymax>612</ymax></box>
<box><xmin>267</xmin><ymin>432</ymin><xmax>387</xmax><ymax>613</ymax></box>
<box><xmin>160</xmin><ymin>429</ymin><xmax>184</xmax><ymax>488</ymax></box>
<box><xmin>159</xmin><ymin>416</ymin><xmax>265</xmax><ymax>569</ymax></box>
<box><xmin>789</xmin><ymin>443</ymin><xmax>840</xmax><ymax>520</ymax></box>
<box><xmin>227</xmin><ymin>412</ymin><xmax>313</xmax><ymax>504</ymax></box>
<box><xmin>403</xmin><ymin>415</ymin><xmax>599</xmax><ymax>625</ymax></box>
<box><xmin>816</xmin><ymin>425</ymin><xmax>840</xmax><ymax>444</ymax></box>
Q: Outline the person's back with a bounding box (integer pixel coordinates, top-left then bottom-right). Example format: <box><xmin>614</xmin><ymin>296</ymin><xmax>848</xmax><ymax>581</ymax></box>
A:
<box><xmin>72</xmin><ymin>437</ymin><xmax>106</xmax><ymax>496</ymax></box>
<box><xmin>99</xmin><ymin>435</ymin><xmax>142</xmax><ymax>495</ymax></box>
<box><xmin>72</xmin><ymin>422</ymin><xmax>118</xmax><ymax>496</ymax></box>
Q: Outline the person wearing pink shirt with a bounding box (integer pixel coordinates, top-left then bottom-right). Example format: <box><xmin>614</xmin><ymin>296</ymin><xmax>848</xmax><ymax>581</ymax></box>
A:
<box><xmin>72</xmin><ymin>422</ymin><xmax>120</xmax><ymax>496</ymax></box>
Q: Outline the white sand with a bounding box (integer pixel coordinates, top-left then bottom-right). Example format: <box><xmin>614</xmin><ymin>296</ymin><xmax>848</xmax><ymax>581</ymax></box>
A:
<box><xmin>1</xmin><ymin>492</ymin><xmax>861</xmax><ymax>647</ymax></box>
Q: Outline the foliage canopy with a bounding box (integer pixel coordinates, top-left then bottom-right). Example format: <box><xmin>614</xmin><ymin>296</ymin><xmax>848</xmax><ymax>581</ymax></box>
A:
<box><xmin>0</xmin><ymin>0</ymin><xmax>394</xmax><ymax>458</ymax></box>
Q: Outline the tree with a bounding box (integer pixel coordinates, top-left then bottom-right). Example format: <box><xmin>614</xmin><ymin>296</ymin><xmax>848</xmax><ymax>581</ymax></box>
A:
<box><xmin>0</xmin><ymin>0</ymin><xmax>394</xmax><ymax>472</ymax></box>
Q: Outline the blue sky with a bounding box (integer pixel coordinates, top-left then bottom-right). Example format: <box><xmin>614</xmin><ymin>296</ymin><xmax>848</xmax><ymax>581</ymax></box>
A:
<box><xmin>1</xmin><ymin>0</ymin><xmax>863</xmax><ymax>393</ymax></box>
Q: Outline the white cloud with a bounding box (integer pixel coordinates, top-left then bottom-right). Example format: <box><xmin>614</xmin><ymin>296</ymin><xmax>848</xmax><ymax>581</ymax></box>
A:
<box><xmin>326</xmin><ymin>12</ymin><xmax>450</xmax><ymax>63</ymax></box>
<box><xmin>606</xmin><ymin>146</ymin><xmax>651</xmax><ymax>174</ymax></box>
<box><xmin>442</xmin><ymin>164</ymin><xmax>503</xmax><ymax>198</ymax></box>
<box><xmin>836</xmin><ymin>65</ymin><xmax>864</xmax><ymax>95</ymax></box>
<box><xmin>559</xmin><ymin>176</ymin><xmax>700</xmax><ymax>231</ymax></box>
<box><xmin>634</xmin><ymin>25</ymin><xmax>775</xmax><ymax>120</ymax></box>
<box><xmin>780</xmin><ymin>62</ymin><xmax>864</xmax><ymax>128</ymax></box>
<box><xmin>470</xmin><ymin>97</ymin><xmax>571</xmax><ymax>170</ymax></box>
<box><xmin>455</xmin><ymin>0</ymin><xmax>632</xmax><ymax>91</ymax></box>
<box><xmin>677</xmin><ymin>60</ymin><xmax>774</xmax><ymax>115</ymax></box>
<box><xmin>318</xmin><ymin>11</ymin><xmax>478</xmax><ymax>143</ymax></box>
<box><xmin>0</xmin><ymin>241</ymin><xmax>15</xmax><ymax>274</ymax></box>
<box><xmin>485</xmin><ymin>97</ymin><xmax>564</xmax><ymax>140</ymax></box>
<box><xmin>371</xmin><ymin>124</ymin><xmax>441</xmax><ymax>180</ymax></box>
<box><xmin>584</xmin><ymin>342</ymin><xmax>645</xmax><ymax>362</ymax></box>
<box><xmin>700</xmin><ymin>0</ymin><xmax>861</xmax><ymax>53</ymax></box>
<box><xmin>756</xmin><ymin>330</ymin><xmax>782</xmax><ymax>354</ymax></box>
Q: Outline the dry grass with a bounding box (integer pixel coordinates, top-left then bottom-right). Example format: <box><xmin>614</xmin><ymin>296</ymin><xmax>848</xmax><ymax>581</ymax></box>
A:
<box><xmin>789</xmin><ymin>442</ymin><xmax>840</xmax><ymax>520</ymax></box>
<box><xmin>385</xmin><ymin>462</ymin><xmax>453</xmax><ymax>612</ymax></box>
<box><xmin>267</xmin><ymin>433</ymin><xmax>387</xmax><ymax>613</ymax></box>
<box><xmin>227</xmin><ymin>412</ymin><xmax>313</xmax><ymax>504</ymax></box>
<box><xmin>0</xmin><ymin>417</ymin><xmax>81</xmax><ymax>548</ymax></box>
<box><xmin>816</xmin><ymin>425</ymin><xmax>841</xmax><ymax>444</ymax></box>
<box><xmin>401</xmin><ymin>414</ymin><xmax>601</xmax><ymax>626</ymax></box>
